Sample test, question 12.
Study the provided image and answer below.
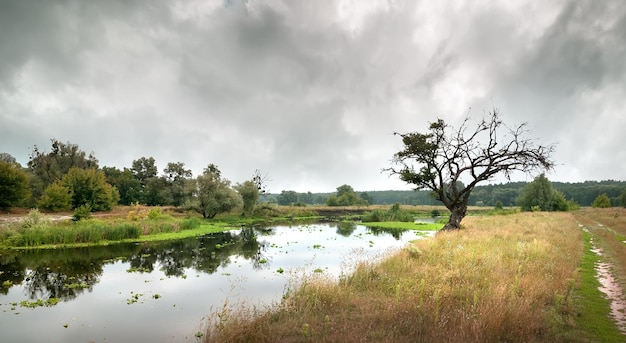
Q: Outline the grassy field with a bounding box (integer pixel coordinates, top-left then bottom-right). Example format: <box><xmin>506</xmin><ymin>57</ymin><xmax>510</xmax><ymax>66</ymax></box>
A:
<box><xmin>201</xmin><ymin>210</ymin><xmax>626</xmax><ymax>342</ymax></box>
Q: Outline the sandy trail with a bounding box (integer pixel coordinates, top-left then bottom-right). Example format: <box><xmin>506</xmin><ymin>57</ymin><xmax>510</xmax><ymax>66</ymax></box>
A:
<box><xmin>584</xmin><ymin>224</ymin><xmax>626</xmax><ymax>334</ymax></box>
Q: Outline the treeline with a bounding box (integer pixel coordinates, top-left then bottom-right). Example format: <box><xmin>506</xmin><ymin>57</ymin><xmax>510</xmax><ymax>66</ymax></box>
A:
<box><xmin>267</xmin><ymin>180</ymin><xmax>626</xmax><ymax>208</ymax></box>
<box><xmin>0</xmin><ymin>139</ymin><xmax>265</xmax><ymax>218</ymax></box>
<box><xmin>3</xmin><ymin>139</ymin><xmax>625</xmax><ymax>213</ymax></box>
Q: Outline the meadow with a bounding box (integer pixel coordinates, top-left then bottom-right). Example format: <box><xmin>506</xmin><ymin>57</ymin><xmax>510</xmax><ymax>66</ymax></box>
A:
<box><xmin>201</xmin><ymin>209</ymin><xmax>626</xmax><ymax>342</ymax></box>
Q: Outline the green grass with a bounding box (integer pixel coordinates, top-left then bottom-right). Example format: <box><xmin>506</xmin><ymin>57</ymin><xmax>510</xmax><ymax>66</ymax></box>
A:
<box><xmin>571</xmin><ymin>230</ymin><xmax>624</xmax><ymax>342</ymax></box>
<box><xmin>0</xmin><ymin>223</ymin><xmax>232</xmax><ymax>249</ymax></box>
<box><xmin>361</xmin><ymin>221</ymin><xmax>441</xmax><ymax>231</ymax></box>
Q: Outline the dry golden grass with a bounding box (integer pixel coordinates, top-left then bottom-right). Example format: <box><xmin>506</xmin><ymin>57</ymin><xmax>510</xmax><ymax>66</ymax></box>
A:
<box><xmin>202</xmin><ymin>212</ymin><xmax>585</xmax><ymax>342</ymax></box>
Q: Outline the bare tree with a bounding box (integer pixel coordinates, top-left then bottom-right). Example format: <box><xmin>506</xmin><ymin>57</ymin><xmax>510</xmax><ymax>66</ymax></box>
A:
<box><xmin>386</xmin><ymin>109</ymin><xmax>555</xmax><ymax>231</ymax></box>
<box><xmin>251</xmin><ymin>169</ymin><xmax>270</xmax><ymax>194</ymax></box>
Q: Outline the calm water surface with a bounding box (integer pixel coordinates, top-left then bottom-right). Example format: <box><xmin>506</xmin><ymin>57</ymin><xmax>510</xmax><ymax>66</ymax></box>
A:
<box><xmin>0</xmin><ymin>223</ymin><xmax>432</xmax><ymax>342</ymax></box>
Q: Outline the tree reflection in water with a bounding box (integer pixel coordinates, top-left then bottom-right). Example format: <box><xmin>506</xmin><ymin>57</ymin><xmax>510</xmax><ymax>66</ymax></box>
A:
<box><xmin>0</xmin><ymin>228</ymin><xmax>265</xmax><ymax>301</ymax></box>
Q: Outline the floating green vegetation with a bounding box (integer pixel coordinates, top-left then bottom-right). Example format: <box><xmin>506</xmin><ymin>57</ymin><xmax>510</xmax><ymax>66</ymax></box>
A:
<box><xmin>126</xmin><ymin>292</ymin><xmax>144</xmax><ymax>305</ymax></box>
<box><xmin>276</xmin><ymin>267</ymin><xmax>284</xmax><ymax>274</ymax></box>
<box><xmin>126</xmin><ymin>267</ymin><xmax>152</xmax><ymax>273</ymax></box>
<box><xmin>312</xmin><ymin>244</ymin><xmax>323</xmax><ymax>249</ymax></box>
<box><xmin>65</xmin><ymin>282</ymin><xmax>89</xmax><ymax>289</ymax></box>
<box><xmin>215</xmin><ymin>241</ymin><xmax>235</xmax><ymax>249</ymax></box>
<box><xmin>19</xmin><ymin>298</ymin><xmax>60</xmax><ymax>308</ymax></box>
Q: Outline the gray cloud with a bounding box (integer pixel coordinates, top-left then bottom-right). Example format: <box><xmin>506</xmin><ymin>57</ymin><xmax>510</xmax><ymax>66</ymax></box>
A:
<box><xmin>1</xmin><ymin>0</ymin><xmax>624</xmax><ymax>192</ymax></box>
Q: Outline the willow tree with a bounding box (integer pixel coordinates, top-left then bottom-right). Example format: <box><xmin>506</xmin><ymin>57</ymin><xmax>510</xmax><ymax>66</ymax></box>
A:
<box><xmin>387</xmin><ymin>109</ymin><xmax>555</xmax><ymax>231</ymax></box>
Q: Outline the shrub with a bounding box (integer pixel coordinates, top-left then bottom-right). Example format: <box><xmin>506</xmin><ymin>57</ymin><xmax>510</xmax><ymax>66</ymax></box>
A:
<box><xmin>494</xmin><ymin>201</ymin><xmax>503</xmax><ymax>211</ymax></box>
<box><xmin>72</xmin><ymin>204</ymin><xmax>92</xmax><ymax>222</ymax></box>
<box><xmin>38</xmin><ymin>182</ymin><xmax>72</xmax><ymax>211</ymax></box>
<box><xmin>147</xmin><ymin>207</ymin><xmax>163</xmax><ymax>219</ymax></box>
<box><xmin>22</xmin><ymin>209</ymin><xmax>51</xmax><ymax>229</ymax></box>
<box><xmin>362</xmin><ymin>209</ymin><xmax>385</xmax><ymax>222</ymax></box>
<box><xmin>430</xmin><ymin>209</ymin><xmax>441</xmax><ymax>218</ymax></box>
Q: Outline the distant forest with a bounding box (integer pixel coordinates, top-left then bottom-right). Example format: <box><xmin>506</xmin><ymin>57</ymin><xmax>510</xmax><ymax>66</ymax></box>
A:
<box><xmin>265</xmin><ymin>180</ymin><xmax>626</xmax><ymax>207</ymax></box>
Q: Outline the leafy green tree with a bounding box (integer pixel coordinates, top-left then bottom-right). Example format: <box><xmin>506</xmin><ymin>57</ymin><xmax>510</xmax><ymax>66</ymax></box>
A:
<box><xmin>143</xmin><ymin>176</ymin><xmax>172</xmax><ymax>206</ymax></box>
<box><xmin>387</xmin><ymin>109</ymin><xmax>554</xmax><ymax>230</ymax></box>
<box><xmin>102</xmin><ymin>166</ymin><xmax>142</xmax><ymax>205</ymax></box>
<box><xmin>235</xmin><ymin>180</ymin><xmax>259</xmax><ymax>216</ymax></box>
<box><xmin>622</xmin><ymin>189</ymin><xmax>626</xmax><ymax>208</ymax></box>
<box><xmin>517</xmin><ymin>174</ymin><xmax>554</xmax><ymax>211</ymax></box>
<box><xmin>592</xmin><ymin>193</ymin><xmax>612</xmax><ymax>208</ymax></box>
<box><xmin>360</xmin><ymin>192</ymin><xmax>374</xmax><ymax>205</ymax></box>
<box><xmin>187</xmin><ymin>165</ymin><xmax>242</xmax><ymax>218</ymax></box>
<box><xmin>277</xmin><ymin>190</ymin><xmax>299</xmax><ymax>206</ymax></box>
<box><xmin>325</xmin><ymin>195</ymin><xmax>339</xmax><ymax>206</ymax></box>
<box><xmin>0</xmin><ymin>161</ymin><xmax>31</xmax><ymax>210</ymax></box>
<box><xmin>517</xmin><ymin>174</ymin><xmax>569</xmax><ymax>211</ymax></box>
<box><xmin>38</xmin><ymin>181</ymin><xmax>72</xmax><ymax>211</ymax></box>
<box><xmin>300</xmin><ymin>191</ymin><xmax>314</xmax><ymax>205</ymax></box>
<box><xmin>131</xmin><ymin>157</ymin><xmax>158</xmax><ymax>185</ymax></box>
<box><xmin>163</xmin><ymin>162</ymin><xmax>193</xmax><ymax>207</ymax></box>
<box><xmin>336</xmin><ymin>184</ymin><xmax>355</xmax><ymax>198</ymax></box>
<box><xmin>326</xmin><ymin>184</ymin><xmax>366</xmax><ymax>206</ymax></box>
<box><xmin>61</xmin><ymin>168</ymin><xmax>119</xmax><ymax>211</ymax></box>
<box><xmin>27</xmin><ymin>139</ymin><xmax>99</xmax><ymax>187</ymax></box>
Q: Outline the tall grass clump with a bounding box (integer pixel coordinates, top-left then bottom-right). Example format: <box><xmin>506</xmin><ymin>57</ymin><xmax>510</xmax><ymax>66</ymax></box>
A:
<box><xmin>179</xmin><ymin>217</ymin><xmax>203</xmax><ymax>230</ymax></box>
<box><xmin>202</xmin><ymin>212</ymin><xmax>588</xmax><ymax>343</ymax></box>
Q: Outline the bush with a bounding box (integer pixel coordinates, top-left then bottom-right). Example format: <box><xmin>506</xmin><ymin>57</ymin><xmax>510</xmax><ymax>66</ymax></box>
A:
<box><xmin>38</xmin><ymin>182</ymin><xmax>72</xmax><ymax>211</ymax></box>
<box><xmin>430</xmin><ymin>209</ymin><xmax>441</xmax><ymax>218</ymax></box>
<box><xmin>73</xmin><ymin>204</ymin><xmax>92</xmax><ymax>222</ymax></box>
<box><xmin>147</xmin><ymin>207</ymin><xmax>163</xmax><ymax>219</ymax></box>
<box><xmin>22</xmin><ymin>209</ymin><xmax>51</xmax><ymax>229</ymax></box>
<box><xmin>494</xmin><ymin>201</ymin><xmax>503</xmax><ymax>211</ymax></box>
<box><xmin>362</xmin><ymin>209</ymin><xmax>385</xmax><ymax>222</ymax></box>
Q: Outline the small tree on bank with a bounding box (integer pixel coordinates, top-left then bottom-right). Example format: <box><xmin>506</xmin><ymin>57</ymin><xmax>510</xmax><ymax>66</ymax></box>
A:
<box><xmin>187</xmin><ymin>164</ymin><xmax>242</xmax><ymax>218</ymax></box>
<box><xmin>386</xmin><ymin>109</ymin><xmax>555</xmax><ymax>231</ymax></box>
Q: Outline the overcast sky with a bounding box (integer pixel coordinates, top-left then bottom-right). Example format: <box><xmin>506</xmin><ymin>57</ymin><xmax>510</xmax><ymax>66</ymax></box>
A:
<box><xmin>1</xmin><ymin>0</ymin><xmax>625</xmax><ymax>193</ymax></box>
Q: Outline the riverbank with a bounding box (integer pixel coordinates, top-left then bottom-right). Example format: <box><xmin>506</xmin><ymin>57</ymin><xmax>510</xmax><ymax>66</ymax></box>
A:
<box><xmin>200</xmin><ymin>211</ymin><xmax>626</xmax><ymax>342</ymax></box>
<box><xmin>0</xmin><ymin>204</ymin><xmax>445</xmax><ymax>249</ymax></box>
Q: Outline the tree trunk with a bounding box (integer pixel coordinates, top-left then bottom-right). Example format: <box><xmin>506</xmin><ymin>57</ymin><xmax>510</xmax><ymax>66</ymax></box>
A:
<box><xmin>441</xmin><ymin>203</ymin><xmax>467</xmax><ymax>231</ymax></box>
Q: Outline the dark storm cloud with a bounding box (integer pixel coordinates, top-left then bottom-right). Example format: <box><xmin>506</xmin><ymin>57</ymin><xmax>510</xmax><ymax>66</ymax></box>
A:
<box><xmin>1</xmin><ymin>0</ymin><xmax>624</xmax><ymax>192</ymax></box>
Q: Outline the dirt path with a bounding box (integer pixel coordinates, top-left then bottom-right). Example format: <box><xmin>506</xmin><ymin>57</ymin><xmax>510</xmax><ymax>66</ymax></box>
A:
<box><xmin>582</xmin><ymin>223</ymin><xmax>626</xmax><ymax>334</ymax></box>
